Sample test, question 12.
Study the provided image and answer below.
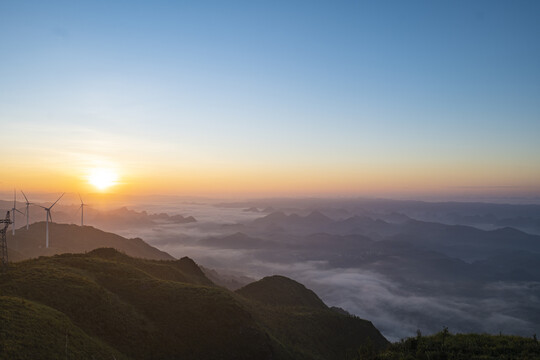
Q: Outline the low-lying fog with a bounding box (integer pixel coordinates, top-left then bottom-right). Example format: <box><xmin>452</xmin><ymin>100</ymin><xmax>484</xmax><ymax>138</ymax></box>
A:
<box><xmin>3</xmin><ymin>197</ymin><xmax>540</xmax><ymax>341</ymax></box>
<box><xmin>115</xmin><ymin>199</ymin><xmax>540</xmax><ymax>341</ymax></box>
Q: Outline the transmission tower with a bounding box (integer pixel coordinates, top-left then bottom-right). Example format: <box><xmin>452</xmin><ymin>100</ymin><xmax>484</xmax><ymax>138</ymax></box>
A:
<box><xmin>1</xmin><ymin>211</ymin><xmax>11</xmax><ymax>271</ymax></box>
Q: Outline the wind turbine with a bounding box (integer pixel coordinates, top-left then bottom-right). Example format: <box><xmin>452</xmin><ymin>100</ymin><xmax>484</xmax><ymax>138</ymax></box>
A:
<box><xmin>78</xmin><ymin>194</ymin><xmax>85</xmax><ymax>226</ymax></box>
<box><xmin>20</xmin><ymin>190</ymin><xmax>32</xmax><ymax>230</ymax></box>
<box><xmin>38</xmin><ymin>193</ymin><xmax>64</xmax><ymax>248</ymax></box>
<box><xmin>11</xmin><ymin>189</ymin><xmax>25</xmax><ymax>236</ymax></box>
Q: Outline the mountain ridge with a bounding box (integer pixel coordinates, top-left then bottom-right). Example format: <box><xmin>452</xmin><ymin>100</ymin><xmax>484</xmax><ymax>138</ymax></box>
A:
<box><xmin>7</xmin><ymin>222</ymin><xmax>174</xmax><ymax>261</ymax></box>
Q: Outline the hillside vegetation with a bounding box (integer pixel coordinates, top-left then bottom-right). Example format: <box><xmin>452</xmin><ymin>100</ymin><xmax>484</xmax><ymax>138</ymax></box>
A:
<box><xmin>0</xmin><ymin>248</ymin><xmax>387</xmax><ymax>359</ymax></box>
<box><xmin>353</xmin><ymin>329</ymin><xmax>540</xmax><ymax>360</ymax></box>
<box><xmin>0</xmin><ymin>296</ymin><xmax>128</xmax><ymax>360</ymax></box>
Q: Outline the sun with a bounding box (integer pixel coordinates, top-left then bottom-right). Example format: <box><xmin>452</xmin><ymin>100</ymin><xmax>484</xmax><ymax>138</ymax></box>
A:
<box><xmin>88</xmin><ymin>168</ymin><xmax>118</xmax><ymax>191</ymax></box>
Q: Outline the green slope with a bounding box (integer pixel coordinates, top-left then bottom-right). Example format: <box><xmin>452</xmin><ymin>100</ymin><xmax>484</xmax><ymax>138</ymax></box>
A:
<box><xmin>0</xmin><ymin>248</ymin><xmax>386</xmax><ymax>359</ymax></box>
<box><xmin>0</xmin><ymin>296</ymin><xmax>128</xmax><ymax>360</ymax></box>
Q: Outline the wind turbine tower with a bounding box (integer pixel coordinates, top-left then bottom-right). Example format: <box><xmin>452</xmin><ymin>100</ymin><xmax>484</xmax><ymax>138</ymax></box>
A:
<box><xmin>38</xmin><ymin>193</ymin><xmax>64</xmax><ymax>248</ymax></box>
<box><xmin>78</xmin><ymin>194</ymin><xmax>85</xmax><ymax>226</ymax></box>
<box><xmin>21</xmin><ymin>190</ymin><xmax>32</xmax><ymax>230</ymax></box>
<box><xmin>11</xmin><ymin>189</ymin><xmax>25</xmax><ymax>236</ymax></box>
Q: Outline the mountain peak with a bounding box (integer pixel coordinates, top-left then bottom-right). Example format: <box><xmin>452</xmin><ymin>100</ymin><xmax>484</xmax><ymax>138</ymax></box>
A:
<box><xmin>305</xmin><ymin>210</ymin><xmax>333</xmax><ymax>223</ymax></box>
<box><xmin>175</xmin><ymin>256</ymin><xmax>209</xmax><ymax>281</ymax></box>
<box><xmin>236</xmin><ymin>275</ymin><xmax>327</xmax><ymax>309</ymax></box>
<box><xmin>253</xmin><ymin>211</ymin><xmax>288</xmax><ymax>224</ymax></box>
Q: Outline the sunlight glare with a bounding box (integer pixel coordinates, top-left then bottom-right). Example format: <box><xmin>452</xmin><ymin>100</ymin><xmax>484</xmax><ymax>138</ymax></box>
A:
<box><xmin>88</xmin><ymin>168</ymin><xmax>118</xmax><ymax>190</ymax></box>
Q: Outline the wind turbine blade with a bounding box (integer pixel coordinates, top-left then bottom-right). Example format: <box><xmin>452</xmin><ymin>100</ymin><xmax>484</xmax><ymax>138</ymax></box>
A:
<box><xmin>49</xmin><ymin>211</ymin><xmax>53</xmax><ymax>222</ymax></box>
<box><xmin>49</xmin><ymin>193</ymin><xmax>65</xmax><ymax>209</ymax></box>
<box><xmin>16</xmin><ymin>209</ymin><xmax>25</xmax><ymax>215</ymax></box>
<box><xmin>21</xmin><ymin>190</ymin><xmax>29</xmax><ymax>203</ymax></box>
<box><xmin>13</xmin><ymin>188</ymin><xmax>16</xmax><ymax>208</ymax></box>
<box><xmin>37</xmin><ymin>205</ymin><xmax>48</xmax><ymax>210</ymax></box>
<box><xmin>78</xmin><ymin>193</ymin><xmax>83</xmax><ymax>204</ymax></box>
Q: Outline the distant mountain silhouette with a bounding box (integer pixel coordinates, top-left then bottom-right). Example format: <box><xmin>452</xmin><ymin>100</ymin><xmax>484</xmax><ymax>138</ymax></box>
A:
<box><xmin>379</xmin><ymin>212</ymin><xmax>412</xmax><ymax>224</ymax></box>
<box><xmin>388</xmin><ymin>219</ymin><xmax>540</xmax><ymax>260</ymax></box>
<box><xmin>253</xmin><ymin>211</ymin><xmax>333</xmax><ymax>231</ymax></box>
<box><xmin>198</xmin><ymin>232</ymin><xmax>277</xmax><ymax>249</ymax></box>
<box><xmin>0</xmin><ymin>202</ymin><xmax>197</xmax><ymax>232</ymax></box>
<box><xmin>147</xmin><ymin>210</ymin><xmax>197</xmax><ymax>223</ymax></box>
<box><xmin>91</xmin><ymin>207</ymin><xmax>196</xmax><ymax>228</ymax></box>
<box><xmin>248</xmin><ymin>211</ymin><xmax>540</xmax><ymax>260</ymax></box>
<box><xmin>325</xmin><ymin>215</ymin><xmax>396</xmax><ymax>237</ymax></box>
<box><xmin>221</xmin><ymin>198</ymin><xmax>540</xmax><ymax>234</ymax></box>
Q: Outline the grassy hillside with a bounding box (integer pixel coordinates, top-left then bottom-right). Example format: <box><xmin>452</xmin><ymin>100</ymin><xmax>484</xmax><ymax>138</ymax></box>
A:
<box><xmin>7</xmin><ymin>222</ymin><xmax>173</xmax><ymax>261</ymax></box>
<box><xmin>236</xmin><ymin>276</ymin><xmax>388</xmax><ymax>359</ymax></box>
<box><xmin>0</xmin><ymin>248</ymin><xmax>387</xmax><ymax>359</ymax></box>
<box><xmin>0</xmin><ymin>296</ymin><xmax>128</xmax><ymax>360</ymax></box>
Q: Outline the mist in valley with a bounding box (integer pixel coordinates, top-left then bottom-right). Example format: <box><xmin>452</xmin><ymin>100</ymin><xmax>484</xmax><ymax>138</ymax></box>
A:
<box><xmin>5</xmin><ymin>196</ymin><xmax>538</xmax><ymax>341</ymax></box>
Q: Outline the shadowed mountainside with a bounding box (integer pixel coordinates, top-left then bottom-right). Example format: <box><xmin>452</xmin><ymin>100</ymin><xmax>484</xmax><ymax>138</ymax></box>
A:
<box><xmin>7</xmin><ymin>222</ymin><xmax>174</xmax><ymax>261</ymax></box>
<box><xmin>0</xmin><ymin>248</ymin><xmax>388</xmax><ymax>360</ymax></box>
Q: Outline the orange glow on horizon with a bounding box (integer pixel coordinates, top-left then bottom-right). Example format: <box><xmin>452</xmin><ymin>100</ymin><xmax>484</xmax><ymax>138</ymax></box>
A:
<box><xmin>2</xmin><ymin>159</ymin><xmax>539</xmax><ymax>200</ymax></box>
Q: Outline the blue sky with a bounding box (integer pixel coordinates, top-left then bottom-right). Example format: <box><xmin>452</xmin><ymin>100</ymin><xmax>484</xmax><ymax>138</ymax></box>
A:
<box><xmin>1</xmin><ymin>1</ymin><xmax>539</xmax><ymax>198</ymax></box>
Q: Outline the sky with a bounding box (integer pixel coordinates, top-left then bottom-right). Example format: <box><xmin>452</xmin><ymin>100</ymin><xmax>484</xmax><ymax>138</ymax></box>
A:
<box><xmin>1</xmin><ymin>1</ymin><xmax>539</xmax><ymax>200</ymax></box>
